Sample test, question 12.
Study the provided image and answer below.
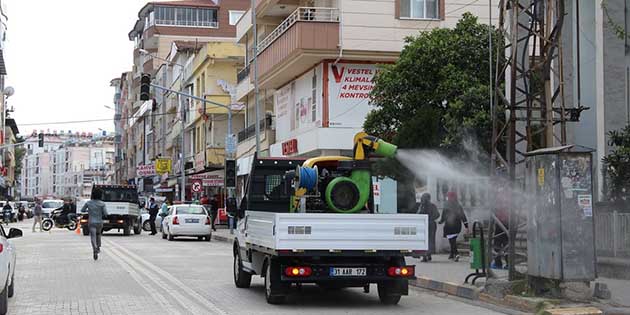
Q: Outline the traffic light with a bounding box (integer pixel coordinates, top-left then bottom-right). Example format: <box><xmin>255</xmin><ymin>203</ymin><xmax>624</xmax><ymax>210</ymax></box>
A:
<box><xmin>140</xmin><ymin>74</ymin><xmax>151</xmax><ymax>101</ymax></box>
<box><xmin>38</xmin><ymin>133</ymin><xmax>44</xmax><ymax>148</ymax></box>
<box><xmin>225</xmin><ymin>159</ymin><xmax>236</xmax><ymax>188</ymax></box>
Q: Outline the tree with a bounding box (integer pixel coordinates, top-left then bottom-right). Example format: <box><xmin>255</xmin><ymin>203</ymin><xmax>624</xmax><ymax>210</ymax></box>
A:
<box><xmin>365</xmin><ymin>13</ymin><xmax>498</xmax><ymax>155</ymax></box>
<box><xmin>603</xmin><ymin>124</ymin><xmax>630</xmax><ymax>203</ymax></box>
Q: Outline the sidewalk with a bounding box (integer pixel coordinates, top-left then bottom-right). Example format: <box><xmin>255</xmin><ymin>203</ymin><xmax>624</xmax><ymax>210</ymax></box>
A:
<box><xmin>211</xmin><ymin>227</ymin><xmax>630</xmax><ymax>314</ymax></box>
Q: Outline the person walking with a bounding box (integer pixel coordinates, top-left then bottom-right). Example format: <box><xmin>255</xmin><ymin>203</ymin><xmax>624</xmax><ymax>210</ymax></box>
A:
<box><xmin>81</xmin><ymin>188</ymin><xmax>109</xmax><ymax>261</ymax></box>
<box><xmin>417</xmin><ymin>193</ymin><xmax>440</xmax><ymax>262</ymax></box>
<box><xmin>439</xmin><ymin>191</ymin><xmax>469</xmax><ymax>262</ymax></box>
<box><xmin>209</xmin><ymin>195</ymin><xmax>219</xmax><ymax>232</ymax></box>
<box><xmin>2</xmin><ymin>202</ymin><xmax>12</xmax><ymax>225</ymax></box>
<box><xmin>32</xmin><ymin>199</ymin><xmax>43</xmax><ymax>232</ymax></box>
<box><xmin>147</xmin><ymin>198</ymin><xmax>159</xmax><ymax>235</ymax></box>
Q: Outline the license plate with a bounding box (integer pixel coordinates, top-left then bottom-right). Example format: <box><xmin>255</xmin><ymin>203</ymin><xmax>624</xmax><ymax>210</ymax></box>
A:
<box><xmin>185</xmin><ymin>218</ymin><xmax>199</xmax><ymax>223</ymax></box>
<box><xmin>330</xmin><ymin>267</ymin><xmax>367</xmax><ymax>277</ymax></box>
<box><xmin>102</xmin><ymin>220</ymin><xmax>109</xmax><ymax>223</ymax></box>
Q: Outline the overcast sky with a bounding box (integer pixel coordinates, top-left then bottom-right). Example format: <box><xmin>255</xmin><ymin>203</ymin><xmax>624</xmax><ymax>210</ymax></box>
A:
<box><xmin>4</xmin><ymin>0</ymin><xmax>149</xmax><ymax>137</ymax></box>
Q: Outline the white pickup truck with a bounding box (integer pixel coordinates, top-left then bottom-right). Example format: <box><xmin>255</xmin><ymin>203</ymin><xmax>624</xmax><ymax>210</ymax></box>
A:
<box><xmin>79</xmin><ymin>185</ymin><xmax>142</xmax><ymax>236</ymax></box>
<box><xmin>232</xmin><ymin>157</ymin><xmax>428</xmax><ymax>305</ymax></box>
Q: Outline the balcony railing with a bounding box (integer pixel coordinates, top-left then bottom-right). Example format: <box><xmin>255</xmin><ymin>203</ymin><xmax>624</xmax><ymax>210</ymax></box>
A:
<box><xmin>237</xmin><ymin>115</ymin><xmax>273</xmax><ymax>143</ymax></box>
<box><xmin>237</xmin><ymin>65</ymin><xmax>250</xmax><ymax>84</ymax></box>
<box><xmin>257</xmin><ymin>7</ymin><xmax>339</xmax><ymax>54</ymax></box>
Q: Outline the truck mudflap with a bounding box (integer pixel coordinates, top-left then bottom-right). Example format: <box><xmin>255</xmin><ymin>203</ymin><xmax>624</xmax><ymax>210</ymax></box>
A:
<box><xmin>279</xmin><ymin>263</ymin><xmax>416</xmax><ymax>284</ymax></box>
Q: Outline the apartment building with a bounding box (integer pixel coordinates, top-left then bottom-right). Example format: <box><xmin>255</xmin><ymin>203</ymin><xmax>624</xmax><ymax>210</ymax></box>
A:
<box><xmin>234</xmin><ymin>0</ymin><xmax>495</xmax><ymax>178</ymax></box>
<box><xmin>119</xmin><ymin>0</ymin><xmax>249</xmax><ymax>199</ymax></box>
<box><xmin>51</xmin><ymin>141</ymin><xmax>114</xmax><ymax>199</ymax></box>
<box><xmin>1</xmin><ymin>118</ymin><xmax>19</xmax><ymax>199</ymax></box>
<box><xmin>20</xmin><ymin>132</ymin><xmax>112</xmax><ymax>200</ymax></box>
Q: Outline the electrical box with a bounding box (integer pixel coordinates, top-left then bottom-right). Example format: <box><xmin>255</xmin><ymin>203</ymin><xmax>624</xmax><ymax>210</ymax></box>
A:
<box><xmin>372</xmin><ymin>177</ymin><xmax>397</xmax><ymax>214</ymax></box>
<box><xmin>525</xmin><ymin>146</ymin><xmax>596</xmax><ymax>281</ymax></box>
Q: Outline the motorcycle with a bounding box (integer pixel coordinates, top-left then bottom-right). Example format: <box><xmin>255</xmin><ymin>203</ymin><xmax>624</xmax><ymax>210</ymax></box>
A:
<box><xmin>42</xmin><ymin>209</ymin><xmax>78</xmax><ymax>231</ymax></box>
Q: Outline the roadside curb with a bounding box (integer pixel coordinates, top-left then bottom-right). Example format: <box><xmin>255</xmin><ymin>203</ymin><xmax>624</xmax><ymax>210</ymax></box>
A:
<box><xmin>211</xmin><ymin>232</ymin><xmax>622</xmax><ymax>315</ymax></box>
<box><xmin>410</xmin><ymin>276</ymin><xmax>480</xmax><ymax>300</ymax></box>
<box><xmin>212</xmin><ymin>232</ymin><xmax>235</xmax><ymax>244</ymax></box>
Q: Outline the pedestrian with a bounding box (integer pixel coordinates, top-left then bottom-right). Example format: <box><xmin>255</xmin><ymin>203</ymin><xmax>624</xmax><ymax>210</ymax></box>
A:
<box><xmin>160</xmin><ymin>200</ymin><xmax>169</xmax><ymax>217</ymax></box>
<box><xmin>81</xmin><ymin>188</ymin><xmax>109</xmax><ymax>261</ymax></box>
<box><xmin>2</xmin><ymin>202</ymin><xmax>12</xmax><ymax>225</ymax></box>
<box><xmin>417</xmin><ymin>193</ymin><xmax>440</xmax><ymax>262</ymax></box>
<box><xmin>439</xmin><ymin>191</ymin><xmax>469</xmax><ymax>262</ymax></box>
<box><xmin>32</xmin><ymin>199</ymin><xmax>43</xmax><ymax>232</ymax></box>
<box><xmin>209</xmin><ymin>195</ymin><xmax>219</xmax><ymax>232</ymax></box>
<box><xmin>147</xmin><ymin>197</ymin><xmax>159</xmax><ymax>235</ymax></box>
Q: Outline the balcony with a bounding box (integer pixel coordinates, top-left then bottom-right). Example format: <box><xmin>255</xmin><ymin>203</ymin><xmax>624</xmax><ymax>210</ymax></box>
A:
<box><xmin>255</xmin><ymin>7</ymin><xmax>340</xmax><ymax>88</ymax></box>
<box><xmin>237</xmin><ymin>114</ymin><xmax>273</xmax><ymax>143</ymax></box>
<box><xmin>236</xmin><ymin>66</ymin><xmax>253</xmax><ymax>102</ymax></box>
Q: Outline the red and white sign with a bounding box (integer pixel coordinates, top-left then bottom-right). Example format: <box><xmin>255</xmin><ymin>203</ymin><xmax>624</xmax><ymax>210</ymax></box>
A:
<box><xmin>327</xmin><ymin>63</ymin><xmax>377</xmax><ymax>128</ymax></box>
<box><xmin>191</xmin><ymin>180</ymin><xmax>203</xmax><ymax>193</ymax></box>
<box><xmin>282</xmin><ymin>139</ymin><xmax>298</xmax><ymax>155</ymax></box>
<box><xmin>190</xmin><ymin>171</ymin><xmax>224</xmax><ymax>187</ymax></box>
<box><xmin>136</xmin><ymin>164</ymin><xmax>156</xmax><ymax>177</ymax></box>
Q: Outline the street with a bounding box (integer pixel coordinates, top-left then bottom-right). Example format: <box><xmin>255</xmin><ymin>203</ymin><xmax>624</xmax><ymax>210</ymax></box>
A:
<box><xmin>7</xmin><ymin>220</ymin><xmax>510</xmax><ymax>315</ymax></box>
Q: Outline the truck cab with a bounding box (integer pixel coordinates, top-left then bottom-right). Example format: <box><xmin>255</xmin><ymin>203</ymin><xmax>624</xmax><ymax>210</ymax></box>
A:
<box><xmin>80</xmin><ymin>185</ymin><xmax>142</xmax><ymax>236</ymax></box>
<box><xmin>231</xmin><ymin>156</ymin><xmax>428</xmax><ymax>305</ymax></box>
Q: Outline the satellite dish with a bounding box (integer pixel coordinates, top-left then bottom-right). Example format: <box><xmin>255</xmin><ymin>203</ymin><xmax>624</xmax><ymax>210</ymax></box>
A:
<box><xmin>3</xmin><ymin>86</ymin><xmax>14</xmax><ymax>97</ymax></box>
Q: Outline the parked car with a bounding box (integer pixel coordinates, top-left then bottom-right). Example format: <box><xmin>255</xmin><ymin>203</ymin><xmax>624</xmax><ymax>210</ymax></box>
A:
<box><xmin>161</xmin><ymin>205</ymin><xmax>212</xmax><ymax>241</ymax></box>
<box><xmin>141</xmin><ymin>209</ymin><xmax>163</xmax><ymax>232</ymax></box>
<box><xmin>41</xmin><ymin>200</ymin><xmax>64</xmax><ymax>218</ymax></box>
<box><xmin>0</xmin><ymin>225</ymin><xmax>22</xmax><ymax>315</ymax></box>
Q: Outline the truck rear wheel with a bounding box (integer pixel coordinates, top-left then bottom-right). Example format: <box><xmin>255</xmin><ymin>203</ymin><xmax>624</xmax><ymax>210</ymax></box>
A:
<box><xmin>264</xmin><ymin>258</ymin><xmax>288</xmax><ymax>304</ymax></box>
<box><xmin>133</xmin><ymin>218</ymin><xmax>141</xmax><ymax>235</ymax></box>
<box><xmin>233</xmin><ymin>251</ymin><xmax>251</xmax><ymax>288</ymax></box>
<box><xmin>123</xmin><ymin>224</ymin><xmax>131</xmax><ymax>236</ymax></box>
<box><xmin>377</xmin><ymin>283</ymin><xmax>402</xmax><ymax>305</ymax></box>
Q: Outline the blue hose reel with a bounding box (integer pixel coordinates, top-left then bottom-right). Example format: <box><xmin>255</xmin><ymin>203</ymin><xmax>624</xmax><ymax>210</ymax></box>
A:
<box><xmin>296</xmin><ymin>165</ymin><xmax>318</xmax><ymax>191</ymax></box>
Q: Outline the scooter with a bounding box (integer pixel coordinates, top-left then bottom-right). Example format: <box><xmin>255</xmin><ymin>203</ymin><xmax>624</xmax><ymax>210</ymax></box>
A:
<box><xmin>42</xmin><ymin>209</ymin><xmax>78</xmax><ymax>231</ymax></box>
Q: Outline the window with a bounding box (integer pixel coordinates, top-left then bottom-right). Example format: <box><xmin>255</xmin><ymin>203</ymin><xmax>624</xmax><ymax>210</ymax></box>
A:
<box><xmin>399</xmin><ymin>0</ymin><xmax>439</xmax><ymax>20</ymax></box>
<box><xmin>311</xmin><ymin>71</ymin><xmax>317</xmax><ymax>122</ymax></box>
<box><xmin>229</xmin><ymin>10</ymin><xmax>245</xmax><ymax>25</ymax></box>
<box><xmin>154</xmin><ymin>6</ymin><xmax>218</xmax><ymax>28</ymax></box>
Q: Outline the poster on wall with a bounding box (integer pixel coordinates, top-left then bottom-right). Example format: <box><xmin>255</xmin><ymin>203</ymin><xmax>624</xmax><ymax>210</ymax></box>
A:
<box><xmin>327</xmin><ymin>62</ymin><xmax>377</xmax><ymax>128</ymax></box>
<box><xmin>274</xmin><ymin>67</ymin><xmax>322</xmax><ymax>141</ymax></box>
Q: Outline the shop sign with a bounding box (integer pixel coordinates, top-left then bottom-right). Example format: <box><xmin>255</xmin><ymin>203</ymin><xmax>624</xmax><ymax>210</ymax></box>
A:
<box><xmin>282</xmin><ymin>139</ymin><xmax>298</xmax><ymax>155</ymax></box>
<box><xmin>137</xmin><ymin>164</ymin><xmax>156</xmax><ymax>177</ymax></box>
<box><xmin>155</xmin><ymin>158</ymin><xmax>172</xmax><ymax>174</ymax></box>
<box><xmin>327</xmin><ymin>63</ymin><xmax>377</xmax><ymax>128</ymax></box>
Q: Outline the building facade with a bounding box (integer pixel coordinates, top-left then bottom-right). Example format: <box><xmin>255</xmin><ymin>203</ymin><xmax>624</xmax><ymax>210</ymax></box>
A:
<box><xmin>20</xmin><ymin>132</ymin><xmax>113</xmax><ymax>200</ymax></box>
<box><xmin>114</xmin><ymin>0</ymin><xmax>249</xmax><ymax>200</ymax></box>
<box><xmin>233</xmin><ymin>0</ymin><xmax>496</xmax><ymax>191</ymax></box>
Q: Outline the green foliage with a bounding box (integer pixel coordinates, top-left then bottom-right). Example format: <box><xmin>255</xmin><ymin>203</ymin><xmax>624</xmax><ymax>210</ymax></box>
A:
<box><xmin>365</xmin><ymin>13</ymin><xmax>498</xmax><ymax>156</ymax></box>
<box><xmin>14</xmin><ymin>137</ymin><xmax>26</xmax><ymax>179</ymax></box>
<box><xmin>601</xmin><ymin>0</ymin><xmax>628</xmax><ymax>41</ymax></box>
<box><xmin>603</xmin><ymin>124</ymin><xmax>630</xmax><ymax>202</ymax></box>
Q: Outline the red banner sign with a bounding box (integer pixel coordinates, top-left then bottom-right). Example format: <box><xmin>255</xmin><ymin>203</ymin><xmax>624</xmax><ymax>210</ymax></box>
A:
<box><xmin>282</xmin><ymin>139</ymin><xmax>298</xmax><ymax>155</ymax></box>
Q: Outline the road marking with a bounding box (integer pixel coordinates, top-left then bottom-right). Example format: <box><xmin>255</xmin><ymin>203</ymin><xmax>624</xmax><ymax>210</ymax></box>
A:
<box><xmin>105</xmin><ymin>241</ymin><xmax>210</xmax><ymax>315</ymax></box>
<box><xmin>105</xmin><ymin>238</ymin><xmax>228</xmax><ymax>315</ymax></box>
<box><xmin>104</xmin><ymin>245</ymin><xmax>183</xmax><ymax>315</ymax></box>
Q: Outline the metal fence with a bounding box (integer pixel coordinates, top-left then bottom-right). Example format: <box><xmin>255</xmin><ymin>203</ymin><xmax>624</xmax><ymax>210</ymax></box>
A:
<box><xmin>596</xmin><ymin>211</ymin><xmax>630</xmax><ymax>258</ymax></box>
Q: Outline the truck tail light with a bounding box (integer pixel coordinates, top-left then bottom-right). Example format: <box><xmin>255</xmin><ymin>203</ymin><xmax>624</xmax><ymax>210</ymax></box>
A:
<box><xmin>387</xmin><ymin>266</ymin><xmax>414</xmax><ymax>277</ymax></box>
<box><xmin>284</xmin><ymin>266</ymin><xmax>312</xmax><ymax>277</ymax></box>
<box><xmin>172</xmin><ymin>216</ymin><xmax>179</xmax><ymax>225</ymax></box>
<box><xmin>205</xmin><ymin>216</ymin><xmax>211</xmax><ymax>225</ymax></box>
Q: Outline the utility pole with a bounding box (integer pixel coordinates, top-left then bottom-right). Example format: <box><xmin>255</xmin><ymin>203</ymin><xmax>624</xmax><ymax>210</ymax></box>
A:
<box><xmin>491</xmin><ymin>0</ymin><xmax>585</xmax><ymax>281</ymax></box>
<box><xmin>252</xmin><ymin>0</ymin><xmax>261</xmax><ymax>155</ymax></box>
